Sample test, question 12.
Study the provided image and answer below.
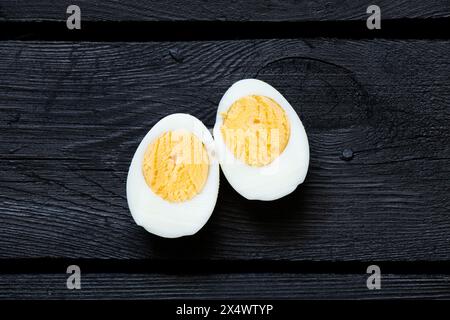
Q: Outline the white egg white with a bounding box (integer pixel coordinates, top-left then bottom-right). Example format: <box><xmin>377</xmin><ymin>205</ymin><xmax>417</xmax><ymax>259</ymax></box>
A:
<box><xmin>127</xmin><ymin>113</ymin><xmax>219</xmax><ymax>238</ymax></box>
<box><xmin>213</xmin><ymin>79</ymin><xmax>309</xmax><ymax>201</ymax></box>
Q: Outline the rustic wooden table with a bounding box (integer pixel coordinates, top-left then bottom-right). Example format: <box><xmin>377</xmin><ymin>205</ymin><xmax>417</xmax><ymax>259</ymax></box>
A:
<box><xmin>0</xmin><ymin>1</ymin><xmax>449</xmax><ymax>299</ymax></box>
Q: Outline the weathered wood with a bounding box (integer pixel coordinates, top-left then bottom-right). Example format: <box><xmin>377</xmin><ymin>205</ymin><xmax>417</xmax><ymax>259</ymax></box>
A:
<box><xmin>0</xmin><ymin>0</ymin><xmax>449</xmax><ymax>22</ymax></box>
<box><xmin>1</xmin><ymin>272</ymin><xmax>449</xmax><ymax>299</ymax></box>
<box><xmin>0</xmin><ymin>39</ymin><xmax>449</xmax><ymax>261</ymax></box>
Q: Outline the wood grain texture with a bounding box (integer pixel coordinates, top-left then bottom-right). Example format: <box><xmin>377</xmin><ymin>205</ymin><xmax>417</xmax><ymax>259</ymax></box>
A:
<box><xmin>1</xmin><ymin>272</ymin><xmax>449</xmax><ymax>299</ymax></box>
<box><xmin>0</xmin><ymin>0</ymin><xmax>449</xmax><ymax>22</ymax></box>
<box><xmin>0</xmin><ymin>39</ymin><xmax>449</xmax><ymax>261</ymax></box>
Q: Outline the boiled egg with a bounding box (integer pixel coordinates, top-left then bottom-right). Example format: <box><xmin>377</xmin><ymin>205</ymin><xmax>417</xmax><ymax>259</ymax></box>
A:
<box><xmin>127</xmin><ymin>114</ymin><xmax>219</xmax><ymax>238</ymax></box>
<box><xmin>213</xmin><ymin>79</ymin><xmax>309</xmax><ymax>200</ymax></box>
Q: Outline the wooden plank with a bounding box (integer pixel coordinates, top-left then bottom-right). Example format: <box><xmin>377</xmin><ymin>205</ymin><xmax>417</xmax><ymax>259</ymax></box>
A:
<box><xmin>0</xmin><ymin>39</ymin><xmax>449</xmax><ymax>261</ymax></box>
<box><xmin>0</xmin><ymin>0</ymin><xmax>449</xmax><ymax>22</ymax></box>
<box><xmin>1</xmin><ymin>272</ymin><xmax>449</xmax><ymax>299</ymax></box>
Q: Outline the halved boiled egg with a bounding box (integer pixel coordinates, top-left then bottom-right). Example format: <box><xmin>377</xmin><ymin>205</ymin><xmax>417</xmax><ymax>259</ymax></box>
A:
<box><xmin>127</xmin><ymin>114</ymin><xmax>219</xmax><ymax>238</ymax></box>
<box><xmin>213</xmin><ymin>79</ymin><xmax>309</xmax><ymax>200</ymax></box>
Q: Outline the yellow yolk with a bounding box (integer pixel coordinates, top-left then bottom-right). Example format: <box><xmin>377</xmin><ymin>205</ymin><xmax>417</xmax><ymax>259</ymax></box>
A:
<box><xmin>142</xmin><ymin>130</ymin><xmax>209</xmax><ymax>202</ymax></box>
<box><xmin>220</xmin><ymin>95</ymin><xmax>290</xmax><ymax>167</ymax></box>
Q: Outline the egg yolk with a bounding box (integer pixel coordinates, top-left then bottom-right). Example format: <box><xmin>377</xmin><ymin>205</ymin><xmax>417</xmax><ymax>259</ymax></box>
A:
<box><xmin>142</xmin><ymin>130</ymin><xmax>209</xmax><ymax>202</ymax></box>
<box><xmin>220</xmin><ymin>95</ymin><xmax>290</xmax><ymax>166</ymax></box>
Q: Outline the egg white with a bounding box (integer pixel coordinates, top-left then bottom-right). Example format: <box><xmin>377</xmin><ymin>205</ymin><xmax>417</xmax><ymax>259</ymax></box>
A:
<box><xmin>127</xmin><ymin>113</ymin><xmax>219</xmax><ymax>238</ymax></box>
<box><xmin>213</xmin><ymin>79</ymin><xmax>309</xmax><ymax>201</ymax></box>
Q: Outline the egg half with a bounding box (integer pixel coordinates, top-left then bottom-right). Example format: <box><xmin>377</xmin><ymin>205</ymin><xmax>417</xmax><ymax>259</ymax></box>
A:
<box><xmin>213</xmin><ymin>79</ymin><xmax>309</xmax><ymax>200</ymax></box>
<box><xmin>127</xmin><ymin>113</ymin><xmax>219</xmax><ymax>238</ymax></box>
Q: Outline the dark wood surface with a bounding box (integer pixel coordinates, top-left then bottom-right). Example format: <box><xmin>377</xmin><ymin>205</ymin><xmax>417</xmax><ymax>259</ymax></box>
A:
<box><xmin>0</xmin><ymin>1</ymin><xmax>449</xmax><ymax>300</ymax></box>
<box><xmin>2</xmin><ymin>272</ymin><xmax>449</xmax><ymax>299</ymax></box>
<box><xmin>1</xmin><ymin>39</ymin><xmax>449</xmax><ymax>261</ymax></box>
<box><xmin>1</xmin><ymin>0</ymin><xmax>448</xmax><ymax>21</ymax></box>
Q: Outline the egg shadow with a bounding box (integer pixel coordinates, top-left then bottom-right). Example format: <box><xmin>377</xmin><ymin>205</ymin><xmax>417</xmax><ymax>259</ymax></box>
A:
<box><xmin>216</xmin><ymin>169</ymin><xmax>315</xmax><ymax>244</ymax></box>
<box><xmin>141</xmin><ymin>219</ymin><xmax>220</xmax><ymax>260</ymax></box>
<box><xmin>240</xmin><ymin>184</ymin><xmax>312</xmax><ymax>239</ymax></box>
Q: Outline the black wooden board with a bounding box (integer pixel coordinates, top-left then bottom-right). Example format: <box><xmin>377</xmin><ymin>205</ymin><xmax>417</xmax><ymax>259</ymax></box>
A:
<box><xmin>1</xmin><ymin>272</ymin><xmax>449</xmax><ymax>299</ymax></box>
<box><xmin>1</xmin><ymin>0</ymin><xmax>448</xmax><ymax>22</ymax></box>
<box><xmin>1</xmin><ymin>0</ymin><xmax>450</xmax><ymax>301</ymax></box>
<box><xmin>0</xmin><ymin>39</ymin><xmax>449</xmax><ymax>262</ymax></box>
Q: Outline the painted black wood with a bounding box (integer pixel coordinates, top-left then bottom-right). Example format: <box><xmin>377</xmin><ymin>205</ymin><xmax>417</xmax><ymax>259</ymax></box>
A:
<box><xmin>0</xmin><ymin>39</ymin><xmax>449</xmax><ymax>262</ymax></box>
<box><xmin>1</xmin><ymin>272</ymin><xmax>449</xmax><ymax>299</ymax></box>
<box><xmin>1</xmin><ymin>0</ymin><xmax>449</xmax><ymax>21</ymax></box>
<box><xmin>1</xmin><ymin>0</ymin><xmax>450</xmax><ymax>298</ymax></box>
